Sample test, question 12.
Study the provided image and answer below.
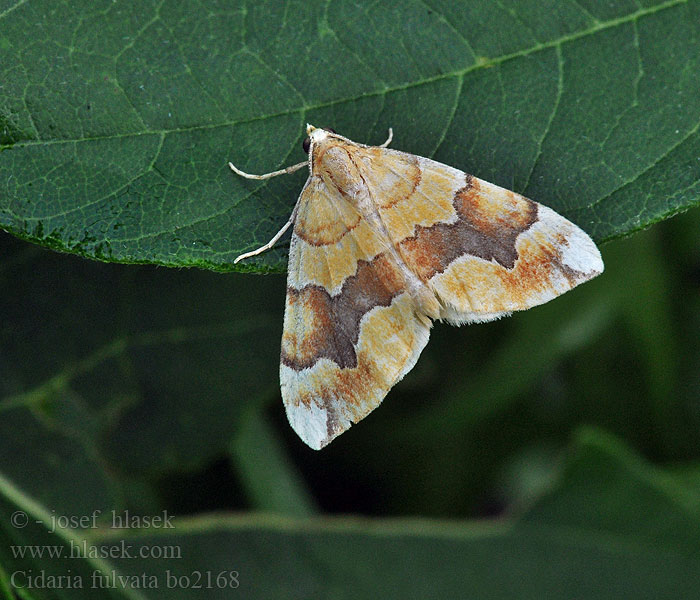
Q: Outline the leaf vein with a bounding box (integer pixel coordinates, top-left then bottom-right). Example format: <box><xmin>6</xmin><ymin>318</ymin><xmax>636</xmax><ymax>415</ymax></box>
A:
<box><xmin>588</xmin><ymin>117</ymin><xmax>700</xmax><ymax>213</ymax></box>
<box><xmin>3</xmin><ymin>0</ymin><xmax>686</xmax><ymax>154</ymax></box>
<box><xmin>413</xmin><ymin>0</ymin><xmax>477</xmax><ymax>59</ymax></box>
<box><xmin>0</xmin><ymin>0</ymin><xmax>28</xmax><ymax>20</ymax></box>
<box><xmin>522</xmin><ymin>45</ymin><xmax>564</xmax><ymax>194</ymax></box>
<box><xmin>430</xmin><ymin>73</ymin><xmax>463</xmax><ymax>157</ymax></box>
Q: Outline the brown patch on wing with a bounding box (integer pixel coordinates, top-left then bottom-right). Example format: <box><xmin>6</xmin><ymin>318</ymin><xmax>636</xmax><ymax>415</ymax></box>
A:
<box><xmin>457</xmin><ymin>177</ymin><xmax>536</xmax><ymax>237</ymax></box>
<box><xmin>492</xmin><ymin>233</ymin><xmax>569</xmax><ymax>302</ymax></box>
<box><xmin>293</xmin><ymin>345</ymin><xmax>381</xmax><ymax>416</ymax></box>
<box><xmin>281</xmin><ymin>252</ymin><xmax>406</xmax><ymax>371</ymax></box>
<box><xmin>283</xmin><ymin>291</ymin><xmax>429</xmax><ymax>424</ymax></box>
<box><xmin>429</xmin><ymin>222</ymin><xmax>589</xmax><ymax>316</ymax></box>
<box><xmin>399</xmin><ymin>176</ymin><xmax>539</xmax><ymax>281</ymax></box>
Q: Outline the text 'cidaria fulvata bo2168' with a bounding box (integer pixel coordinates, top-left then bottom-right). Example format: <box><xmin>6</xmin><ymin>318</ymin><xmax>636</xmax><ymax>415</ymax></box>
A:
<box><xmin>230</xmin><ymin>125</ymin><xmax>603</xmax><ymax>450</ymax></box>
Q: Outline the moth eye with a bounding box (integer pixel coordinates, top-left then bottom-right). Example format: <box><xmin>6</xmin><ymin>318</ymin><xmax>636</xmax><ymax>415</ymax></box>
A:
<box><xmin>323</xmin><ymin>127</ymin><xmax>336</xmax><ymax>134</ymax></box>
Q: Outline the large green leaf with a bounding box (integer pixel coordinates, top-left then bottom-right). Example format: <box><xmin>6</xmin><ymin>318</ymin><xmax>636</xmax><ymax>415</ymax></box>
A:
<box><xmin>1</xmin><ymin>428</ymin><xmax>699</xmax><ymax>599</ymax></box>
<box><xmin>2</xmin><ymin>0</ymin><xmax>700</xmax><ymax>272</ymax></box>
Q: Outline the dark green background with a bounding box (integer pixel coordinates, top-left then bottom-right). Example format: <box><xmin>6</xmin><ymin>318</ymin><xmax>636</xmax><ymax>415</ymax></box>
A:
<box><xmin>2</xmin><ymin>0</ymin><xmax>700</xmax><ymax>598</ymax></box>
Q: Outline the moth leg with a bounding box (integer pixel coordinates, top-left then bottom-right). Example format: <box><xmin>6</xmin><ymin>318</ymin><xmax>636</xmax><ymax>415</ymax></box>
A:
<box><xmin>228</xmin><ymin>160</ymin><xmax>307</xmax><ymax>180</ymax></box>
<box><xmin>377</xmin><ymin>128</ymin><xmax>393</xmax><ymax>148</ymax></box>
<box><xmin>229</xmin><ymin>155</ymin><xmax>307</xmax><ymax>262</ymax></box>
<box><xmin>233</xmin><ymin>200</ymin><xmax>302</xmax><ymax>263</ymax></box>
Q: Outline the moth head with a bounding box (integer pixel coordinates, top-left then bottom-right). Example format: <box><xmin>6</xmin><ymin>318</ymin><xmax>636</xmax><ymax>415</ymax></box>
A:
<box><xmin>303</xmin><ymin>125</ymin><xmax>337</xmax><ymax>154</ymax></box>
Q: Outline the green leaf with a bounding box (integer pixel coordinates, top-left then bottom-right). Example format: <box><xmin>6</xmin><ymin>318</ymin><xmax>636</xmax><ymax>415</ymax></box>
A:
<box><xmin>2</xmin><ymin>0</ymin><xmax>700</xmax><ymax>272</ymax></box>
<box><xmin>229</xmin><ymin>409</ymin><xmax>318</xmax><ymax>517</ymax></box>
<box><xmin>2</xmin><ymin>427</ymin><xmax>699</xmax><ymax>599</ymax></box>
<box><xmin>0</xmin><ymin>234</ymin><xmax>282</xmax><ymax>490</ymax></box>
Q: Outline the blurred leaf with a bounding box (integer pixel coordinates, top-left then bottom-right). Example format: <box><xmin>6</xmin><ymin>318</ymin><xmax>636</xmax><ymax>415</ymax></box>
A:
<box><xmin>0</xmin><ymin>488</ymin><xmax>124</xmax><ymax>600</ymax></box>
<box><xmin>520</xmin><ymin>428</ymin><xmax>700</xmax><ymax>557</ymax></box>
<box><xmin>0</xmin><ymin>233</ymin><xmax>281</xmax><ymax>513</ymax></box>
<box><xmin>230</xmin><ymin>408</ymin><xmax>318</xmax><ymax>517</ymax></box>
<box><xmin>599</xmin><ymin>227</ymin><xmax>682</xmax><ymax>455</ymax></box>
<box><xmin>2</xmin><ymin>427</ymin><xmax>699</xmax><ymax>599</ymax></box>
<box><xmin>2</xmin><ymin>1</ymin><xmax>700</xmax><ymax>272</ymax></box>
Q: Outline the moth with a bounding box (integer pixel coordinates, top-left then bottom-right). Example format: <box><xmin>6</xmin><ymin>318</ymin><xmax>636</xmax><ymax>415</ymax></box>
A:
<box><xmin>230</xmin><ymin>125</ymin><xmax>603</xmax><ymax>450</ymax></box>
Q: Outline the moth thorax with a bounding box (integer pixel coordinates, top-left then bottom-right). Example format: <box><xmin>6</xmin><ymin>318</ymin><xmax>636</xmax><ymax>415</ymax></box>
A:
<box><xmin>316</xmin><ymin>146</ymin><xmax>365</xmax><ymax>199</ymax></box>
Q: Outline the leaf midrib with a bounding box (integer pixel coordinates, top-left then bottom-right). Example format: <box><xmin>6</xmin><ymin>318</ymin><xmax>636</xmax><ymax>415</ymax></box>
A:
<box><xmin>0</xmin><ymin>0</ymin><xmax>686</xmax><ymax>151</ymax></box>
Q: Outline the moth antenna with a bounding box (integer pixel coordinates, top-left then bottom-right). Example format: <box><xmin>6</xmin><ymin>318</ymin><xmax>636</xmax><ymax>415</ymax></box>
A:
<box><xmin>228</xmin><ymin>160</ymin><xmax>307</xmax><ymax>180</ymax></box>
<box><xmin>378</xmin><ymin>128</ymin><xmax>393</xmax><ymax>148</ymax></box>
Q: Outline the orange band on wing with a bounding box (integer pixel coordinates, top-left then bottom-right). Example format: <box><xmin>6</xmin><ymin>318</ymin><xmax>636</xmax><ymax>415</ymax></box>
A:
<box><xmin>281</xmin><ymin>252</ymin><xmax>405</xmax><ymax>371</ymax></box>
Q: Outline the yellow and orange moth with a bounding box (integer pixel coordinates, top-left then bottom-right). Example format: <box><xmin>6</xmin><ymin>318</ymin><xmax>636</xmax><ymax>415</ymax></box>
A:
<box><xmin>230</xmin><ymin>125</ymin><xmax>603</xmax><ymax>450</ymax></box>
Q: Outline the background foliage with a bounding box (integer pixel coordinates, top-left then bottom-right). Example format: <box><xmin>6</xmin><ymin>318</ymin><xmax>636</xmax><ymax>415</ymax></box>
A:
<box><xmin>1</xmin><ymin>0</ymin><xmax>700</xmax><ymax>597</ymax></box>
